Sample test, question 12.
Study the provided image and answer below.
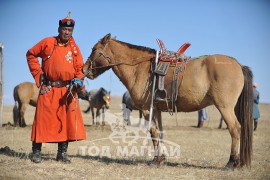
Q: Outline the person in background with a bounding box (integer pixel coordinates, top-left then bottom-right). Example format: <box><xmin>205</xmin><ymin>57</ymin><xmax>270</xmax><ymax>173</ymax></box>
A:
<box><xmin>218</xmin><ymin>82</ymin><xmax>260</xmax><ymax>131</ymax></box>
<box><xmin>197</xmin><ymin>108</ymin><xmax>208</xmax><ymax>128</ymax></box>
<box><xmin>253</xmin><ymin>82</ymin><xmax>260</xmax><ymax>131</ymax></box>
<box><xmin>26</xmin><ymin>12</ymin><xmax>86</xmax><ymax>163</ymax></box>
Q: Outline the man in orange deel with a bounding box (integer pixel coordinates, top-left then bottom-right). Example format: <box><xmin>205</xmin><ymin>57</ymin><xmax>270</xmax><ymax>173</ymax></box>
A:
<box><xmin>26</xmin><ymin>12</ymin><xmax>86</xmax><ymax>163</ymax></box>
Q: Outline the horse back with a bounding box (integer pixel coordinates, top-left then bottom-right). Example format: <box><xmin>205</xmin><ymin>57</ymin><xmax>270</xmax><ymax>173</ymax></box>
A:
<box><xmin>14</xmin><ymin>82</ymin><xmax>39</xmax><ymax>106</ymax></box>
<box><xmin>175</xmin><ymin>55</ymin><xmax>244</xmax><ymax>112</ymax></box>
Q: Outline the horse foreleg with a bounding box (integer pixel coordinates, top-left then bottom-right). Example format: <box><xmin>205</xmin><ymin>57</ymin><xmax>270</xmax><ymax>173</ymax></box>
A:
<box><xmin>122</xmin><ymin>105</ymin><xmax>129</xmax><ymax>125</ymax></box>
<box><xmin>157</xmin><ymin>110</ymin><xmax>166</xmax><ymax>164</ymax></box>
<box><xmin>149</xmin><ymin>110</ymin><xmax>164</xmax><ymax>166</ymax></box>
<box><xmin>219</xmin><ymin>107</ymin><xmax>241</xmax><ymax>170</ymax></box>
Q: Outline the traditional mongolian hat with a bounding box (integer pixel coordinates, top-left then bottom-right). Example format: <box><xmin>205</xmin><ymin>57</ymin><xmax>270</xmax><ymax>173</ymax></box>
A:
<box><xmin>59</xmin><ymin>12</ymin><xmax>75</xmax><ymax>27</ymax></box>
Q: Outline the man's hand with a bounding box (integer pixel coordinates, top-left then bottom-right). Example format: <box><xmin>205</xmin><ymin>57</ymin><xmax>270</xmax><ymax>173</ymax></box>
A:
<box><xmin>69</xmin><ymin>78</ymin><xmax>83</xmax><ymax>90</ymax></box>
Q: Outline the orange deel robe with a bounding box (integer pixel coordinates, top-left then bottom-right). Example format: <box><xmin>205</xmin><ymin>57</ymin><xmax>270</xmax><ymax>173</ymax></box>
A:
<box><xmin>26</xmin><ymin>36</ymin><xmax>86</xmax><ymax>143</ymax></box>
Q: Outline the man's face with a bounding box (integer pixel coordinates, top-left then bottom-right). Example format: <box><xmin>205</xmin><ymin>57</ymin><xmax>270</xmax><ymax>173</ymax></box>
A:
<box><xmin>58</xmin><ymin>26</ymin><xmax>74</xmax><ymax>43</ymax></box>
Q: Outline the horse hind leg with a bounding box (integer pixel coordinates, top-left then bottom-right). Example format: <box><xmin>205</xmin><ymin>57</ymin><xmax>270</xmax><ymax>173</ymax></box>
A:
<box><xmin>218</xmin><ymin>107</ymin><xmax>241</xmax><ymax>170</ymax></box>
<box><xmin>13</xmin><ymin>102</ymin><xmax>19</xmax><ymax>127</ymax></box>
<box><xmin>19</xmin><ymin>103</ymin><xmax>28</xmax><ymax>127</ymax></box>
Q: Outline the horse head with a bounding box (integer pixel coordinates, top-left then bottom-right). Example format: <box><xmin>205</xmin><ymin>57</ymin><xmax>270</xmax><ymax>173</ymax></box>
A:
<box><xmin>100</xmin><ymin>87</ymin><xmax>111</xmax><ymax>109</ymax></box>
<box><xmin>83</xmin><ymin>33</ymin><xmax>112</xmax><ymax>80</ymax></box>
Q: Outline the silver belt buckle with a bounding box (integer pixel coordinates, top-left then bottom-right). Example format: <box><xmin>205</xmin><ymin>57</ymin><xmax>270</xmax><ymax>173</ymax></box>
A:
<box><xmin>56</xmin><ymin>81</ymin><xmax>60</xmax><ymax>87</ymax></box>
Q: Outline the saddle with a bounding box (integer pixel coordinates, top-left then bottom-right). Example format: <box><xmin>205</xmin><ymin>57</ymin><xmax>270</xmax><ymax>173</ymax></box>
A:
<box><xmin>154</xmin><ymin>39</ymin><xmax>191</xmax><ymax>111</ymax></box>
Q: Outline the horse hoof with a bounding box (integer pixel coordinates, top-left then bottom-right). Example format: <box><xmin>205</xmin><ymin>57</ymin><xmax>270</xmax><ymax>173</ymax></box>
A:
<box><xmin>225</xmin><ymin>155</ymin><xmax>240</xmax><ymax>171</ymax></box>
<box><xmin>149</xmin><ymin>158</ymin><xmax>160</xmax><ymax>167</ymax></box>
<box><xmin>224</xmin><ymin>162</ymin><xmax>235</xmax><ymax>171</ymax></box>
<box><xmin>148</xmin><ymin>155</ymin><xmax>166</xmax><ymax>167</ymax></box>
<box><xmin>159</xmin><ymin>154</ymin><xmax>166</xmax><ymax>165</ymax></box>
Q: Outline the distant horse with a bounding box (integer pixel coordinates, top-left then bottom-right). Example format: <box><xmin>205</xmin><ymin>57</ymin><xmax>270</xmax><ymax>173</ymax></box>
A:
<box><xmin>83</xmin><ymin>34</ymin><xmax>253</xmax><ymax>169</ymax></box>
<box><xmin>78</xmin><ymin>87</ymin><xmax>111</xmax><ymax>125</ymax></box>
<box><xmin>122</xmin><ymin>91</ymin><xmax>145</xmax><ymax>127</ymax></box>
<box><xmin>13</xmin><ymin>82</ymin><xmax>39</xmax><ymax>127</ymax></box>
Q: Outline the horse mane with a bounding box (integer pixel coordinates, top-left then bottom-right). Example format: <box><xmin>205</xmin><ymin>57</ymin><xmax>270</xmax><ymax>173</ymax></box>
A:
<box><xmin>93</xmin><ymin>87</ymin><xmax>109</xmax><ymax>97</ymax></box>
<box><xmin>98</xmin><ymin>87</ymin><xmax>107</xmax><ymax>94</ymax></box>
<box><xmin>112</xmin><ymin>39</ymin><xmax>156</xmax><ymax>54</ymax></box>
<box><xmin>191</xmin><ymin>55</ymin><xmax>208</xmax><ymax>60</ymax></box>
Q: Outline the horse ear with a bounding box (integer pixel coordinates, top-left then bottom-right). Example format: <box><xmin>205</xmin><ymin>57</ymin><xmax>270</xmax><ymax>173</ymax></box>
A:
<box><xmin>101</xmin><ymin>33</ymin><xmax>111</xmax><ymax>45</ymax></box>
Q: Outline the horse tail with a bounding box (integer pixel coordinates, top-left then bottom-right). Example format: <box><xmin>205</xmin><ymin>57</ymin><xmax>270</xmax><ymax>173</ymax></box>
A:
<box><xmin>84</xmin><ymin>104</ymin><xmax>91</xmax><ymax>113</ymax></box>
<box><xmin>13</xmin><ymin>86</ymin><xmax>20</xmax><ymax>126</ymax></box>
<box><xmin>235</xmin><ymin>65</ymin><xmax>253</xmax><ymax>167</ymax></box>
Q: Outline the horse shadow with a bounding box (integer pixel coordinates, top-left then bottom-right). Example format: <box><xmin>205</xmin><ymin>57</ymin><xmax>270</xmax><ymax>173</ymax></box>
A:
<box><xmin>75</xmin><ymin>154</ymin><xmax>223</xmax><ymax>170</ymax></box>
<box><xmin>0</xmin><ymin>146</ymin><xmax>223</xmax><ymax>170</ymax></box>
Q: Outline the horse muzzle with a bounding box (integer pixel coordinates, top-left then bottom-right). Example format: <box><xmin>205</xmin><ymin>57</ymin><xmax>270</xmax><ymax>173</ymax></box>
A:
<box><xmin>103</xmin><ymin>95</ymin><xmax>110</xmax><ymax>109</ymax></box>
<box><xmin>87</xmin><ymin>73</ymin><xmax>95</xmax><ymax>80</ymax></box>
<box><xmin>83</xmin><ymin>69</ymin><xmax>94</xmax><ymax>79</ymax></box>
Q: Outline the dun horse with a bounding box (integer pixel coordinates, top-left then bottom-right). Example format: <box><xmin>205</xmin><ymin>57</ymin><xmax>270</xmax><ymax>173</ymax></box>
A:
<box><xmin>79</xmin><ymin>87</ymin><xmax>111</xmax><ymax>125</ymax></box>
<box><xmin>122</xmin><ymin>91</ymin><xmax>144</xmax><ymax>126</ymax></box>
<box><xmin>13</xmin><ymin>82</ymin><xmax>39</xmax><ymax>127</ymax></box>
<box><xmin>83</xmin><ymin>34</ymin><xmax>253</xmax><ymax>169</ymax></box>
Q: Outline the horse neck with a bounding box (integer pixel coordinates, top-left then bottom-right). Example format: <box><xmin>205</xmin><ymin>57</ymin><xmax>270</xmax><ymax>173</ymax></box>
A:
<box><xmin>108</xmin><ymin>41</ymin><xmax>153</xmax><ymax>104</ymax></box>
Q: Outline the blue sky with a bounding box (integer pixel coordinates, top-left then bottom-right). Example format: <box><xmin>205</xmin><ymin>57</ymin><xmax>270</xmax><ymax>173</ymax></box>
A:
<box><xmin>0</xmin><ymin>0</ymin><xmax>269</xmax><ymax>105</ymax></box>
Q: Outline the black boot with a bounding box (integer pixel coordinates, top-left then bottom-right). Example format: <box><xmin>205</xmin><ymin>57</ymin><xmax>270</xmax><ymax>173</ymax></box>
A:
<box><xmin>31</xmin><ymin>141</ymin><xmax>42</xmax><ymax>163</ymax></box>
<box><xmin>56</xmin><ymin>141</ymin><xmax>71</xmax><ymax>164</ymax></box>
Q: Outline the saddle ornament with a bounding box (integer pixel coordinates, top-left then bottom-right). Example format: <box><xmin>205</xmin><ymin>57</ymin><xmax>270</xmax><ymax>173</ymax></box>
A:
<box><xmin>154</xmin><ymin>39</ymin><xmax>191</xmax><ymax>113</ymax></box>
<box><xmin>157</xmin><ymin>38</ymin><xmax>191</xmax><ymax>64</ymax></box>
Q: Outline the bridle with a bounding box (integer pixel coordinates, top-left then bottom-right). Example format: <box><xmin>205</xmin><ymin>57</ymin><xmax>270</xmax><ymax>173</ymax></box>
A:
<box><xmin>83</xmin><ymin>40</ymin><xmax>155</xmax><ymax>78</ymax></box>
